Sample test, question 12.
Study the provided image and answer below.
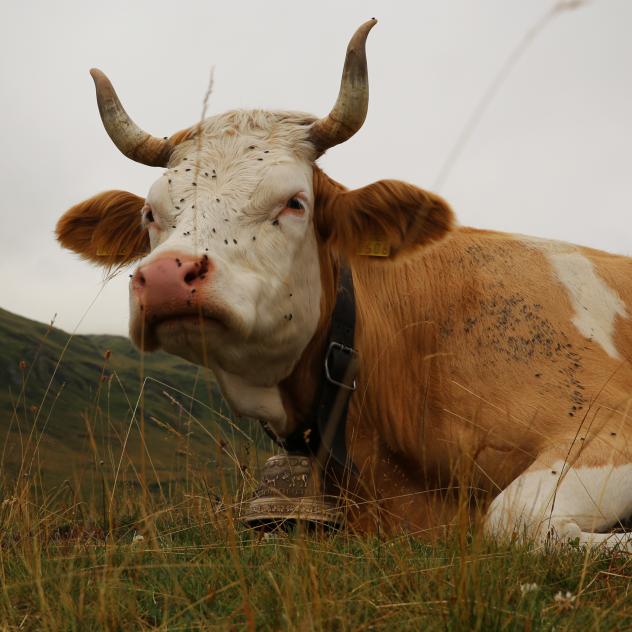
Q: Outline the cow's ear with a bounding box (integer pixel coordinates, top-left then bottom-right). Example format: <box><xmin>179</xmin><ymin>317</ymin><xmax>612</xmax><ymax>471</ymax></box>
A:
<box><xmin>56</xmin><ymin>190</ymin><xmax>149</xmax><ymax>268</ymax></box>
<box><xmin>313</xmin><ymin>167</ymin><xmax>454</xmax><ymax>260</ymax></box>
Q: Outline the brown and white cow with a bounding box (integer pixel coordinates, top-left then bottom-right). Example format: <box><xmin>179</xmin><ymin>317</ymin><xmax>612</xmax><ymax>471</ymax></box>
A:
<box><xmin>57</xmin><ymin>20</ymin><xmax>632</xmax><ymax>548</ymax></box>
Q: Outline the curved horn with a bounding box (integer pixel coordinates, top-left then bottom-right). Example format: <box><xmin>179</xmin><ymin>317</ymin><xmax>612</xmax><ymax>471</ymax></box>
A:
<box><xmin>90</xmin><ymin>68</ymin><xmax>173</xmax><ymax>167</ymax></box>
<box><xmin>309</xmin><ymin>19</ymin><xmax>377</xmax><ymax>156</ymax></box>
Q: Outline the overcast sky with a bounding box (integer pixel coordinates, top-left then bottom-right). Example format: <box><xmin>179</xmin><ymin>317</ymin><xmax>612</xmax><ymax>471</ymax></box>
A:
<box><xmin>1</xmin><ymin>0</ymin><xmax>630</xmax><ymax>336</ymax></box>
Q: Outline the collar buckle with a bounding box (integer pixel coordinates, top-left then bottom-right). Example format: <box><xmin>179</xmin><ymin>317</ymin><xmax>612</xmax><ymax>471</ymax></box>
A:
<box><xmin>324</xmin><ymin>341</ymin><xmax>358</xmax><ymax>391</ymax></box>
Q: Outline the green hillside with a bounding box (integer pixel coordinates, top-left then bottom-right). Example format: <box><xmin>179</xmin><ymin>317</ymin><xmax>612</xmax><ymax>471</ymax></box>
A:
<box><xmin>0</xmin><ymin>307</ymin><xmax>270</xmax><ymax>488</ymax></box>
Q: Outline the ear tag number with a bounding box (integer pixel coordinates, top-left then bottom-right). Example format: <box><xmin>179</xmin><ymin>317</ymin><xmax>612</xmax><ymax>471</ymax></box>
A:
<box><xmin>357</xmin><ymin>239</ymin><xmax>391</xmax><ymax>257</ymax></box>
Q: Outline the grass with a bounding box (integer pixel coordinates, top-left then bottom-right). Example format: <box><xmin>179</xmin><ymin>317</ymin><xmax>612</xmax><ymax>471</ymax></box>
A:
<box><xmin>2</xmin><ymin>306</ymin><xmax>632</xmax><ymax>631</ymax></box>
<box><xmin>1</xmin><ymin>477</ymin><xmax>631</xmax><ymax>631</ymax></box>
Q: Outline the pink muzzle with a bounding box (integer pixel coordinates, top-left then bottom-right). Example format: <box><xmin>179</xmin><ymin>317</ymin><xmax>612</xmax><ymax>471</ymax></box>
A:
<box><xmin>131</xmin><ymin>253</ymin><xmax>212</xmax><ymax>317</ymax></box>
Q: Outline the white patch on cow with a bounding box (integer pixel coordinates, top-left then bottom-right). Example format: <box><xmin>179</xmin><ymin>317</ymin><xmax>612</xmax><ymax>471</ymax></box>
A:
<box><xmin>522</xmin><ymin>236</ymin><xmax>628</xmax><ymax>359</ymax></box>
<box><xmin>485</xmin><ymin>460</ymin><xmax>632</xmax><ymax>546</ymax></box>
<box><xmin>129</xmin><ymin>111</ymin><xmax>323</xmax><ymax>432</ymax></box>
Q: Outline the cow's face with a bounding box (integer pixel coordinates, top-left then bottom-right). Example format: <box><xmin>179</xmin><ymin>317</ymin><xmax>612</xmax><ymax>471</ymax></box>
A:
<box><xmin>132</xmin><ymin>112</ymin><xmax>323</xmax><ymax>405</ymax></box>
<box><xmin>56</xmin><ymin>21</ymin><xmax>454</xmax><ymax>434</ymax></box>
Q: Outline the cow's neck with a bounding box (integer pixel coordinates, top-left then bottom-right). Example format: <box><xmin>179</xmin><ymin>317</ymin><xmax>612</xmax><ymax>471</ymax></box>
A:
<box><xmin>277</xmin><ymin>250</ymin><xmax>340</xmax><ymax>434</ymax></box>
<box><xmin>212</xmin><ymin>366</ymin><xmax>289</xmax><ymax>433</ymax></box>
<box><xmin>277</xmin><ymin>251</ymin><xmax>436</xmax><ymax>483</ymax></box>
<box><xmin>277</xmin><ymin>248</ymin><xmax>445</xmax><ymax>494</ymax></box>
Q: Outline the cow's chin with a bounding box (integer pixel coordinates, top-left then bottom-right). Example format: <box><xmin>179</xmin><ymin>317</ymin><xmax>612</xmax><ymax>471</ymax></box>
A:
<box><xmin>129</xmin><ymin>314</ymin><xmax>229</xmax><ymax>366</ymax></box>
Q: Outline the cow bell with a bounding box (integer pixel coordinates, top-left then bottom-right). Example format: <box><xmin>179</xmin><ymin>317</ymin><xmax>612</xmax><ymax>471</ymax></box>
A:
<box><xmin>240</xmin><ymin>454</ymin><xmax>343</xmax><ymax>530</ymax></box>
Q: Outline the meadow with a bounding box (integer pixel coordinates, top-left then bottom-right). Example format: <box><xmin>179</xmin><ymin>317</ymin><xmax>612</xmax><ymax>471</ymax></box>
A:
<box><xmin>2</xmin><ymin>477</ymin><xmax>631</xmax><ymax>630</ymax></box>
<box><xmin>1</xmin><ymin>307</ymin><xmax>631</xmax><ymax>631</ymax></box>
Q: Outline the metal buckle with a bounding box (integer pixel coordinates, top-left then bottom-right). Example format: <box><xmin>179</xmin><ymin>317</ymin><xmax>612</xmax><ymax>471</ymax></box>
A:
<box><xmin>324</xmin><ymin>341</ymin><xmax>358</xmax><ymax>391</ymax></box>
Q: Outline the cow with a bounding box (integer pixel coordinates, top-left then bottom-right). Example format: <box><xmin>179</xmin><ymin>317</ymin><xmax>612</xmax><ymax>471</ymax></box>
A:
<box><xmin>56</xmin><ymin>20</ymin><xmax>632</xmax><ymax>548</ymax></box>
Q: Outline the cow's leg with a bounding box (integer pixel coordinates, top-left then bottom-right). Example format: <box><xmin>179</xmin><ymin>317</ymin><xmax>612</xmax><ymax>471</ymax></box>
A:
<box><xmin>484</xmin><ymin>457</ymin><xmax>632</xmax><ymax>550</ymax></box>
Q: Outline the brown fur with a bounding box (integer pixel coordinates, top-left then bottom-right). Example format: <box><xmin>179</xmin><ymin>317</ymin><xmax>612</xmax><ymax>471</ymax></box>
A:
<box><xmin>279</xmin><ymin>169</ymin><xmax>455</xmax><ymax>437</ymax></box>
<box><xmin>168</xmin><ymin>126</ymin><xmax>196</xmax><ymax>147</ymax></box>
<box><xmin>281</xmin><ymin>176</ymin><xmax>632</xmax><ymax>533</ymax></box>
<box><xmin>278</xmin><ymin>168</ymin><xmax>460</xmax><ymax>533</ymax></box>
<box><xmin>55</xmin><ymin>190</ymin><xmax>148</xmax><ymax>268</ymax></box>
<box><xmin>312</xmin><ymin>167</ymin><xmax>454</xmax><ymax>260</ymax></box>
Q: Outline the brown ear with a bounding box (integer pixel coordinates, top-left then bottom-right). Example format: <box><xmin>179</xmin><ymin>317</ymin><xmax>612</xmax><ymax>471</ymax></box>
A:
<box><xmin>56</xmin><ymin>190</ymin><xmax>149</xmax><ymax>268</ymax></box>
<box><xmin>313</xmin><ymin>167</ymin><xmax>454</xmax><ymax>260</ymax></box>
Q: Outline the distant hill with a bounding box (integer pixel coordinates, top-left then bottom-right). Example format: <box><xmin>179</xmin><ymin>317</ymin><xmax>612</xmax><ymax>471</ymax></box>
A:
<box><xmin>0</xmin><ymin>307</ymin><xmax>270</xmax><ymax>488</ymax></box>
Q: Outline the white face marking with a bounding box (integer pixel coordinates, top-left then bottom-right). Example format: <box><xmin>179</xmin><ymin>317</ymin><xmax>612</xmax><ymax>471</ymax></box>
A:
<box><xmin>486</xmin><ymin>460</ymin><xmax>632</xmax><ymax>541</ymax></box>
<box><xmin>130</xmin><ymin>111</ymin><xmax>322</xmax><ymax>434</ymax></box>
<box><xmin>522</xmin><ymin>237</ymin><xmax>628</xmax><ymax>359</ymax></box>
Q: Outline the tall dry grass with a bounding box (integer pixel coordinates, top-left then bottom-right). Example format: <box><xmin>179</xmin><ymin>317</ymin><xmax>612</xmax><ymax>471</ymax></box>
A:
<box><xmin>1</xmin><ymin>467</ymin><xmax>631</xmax><ymax>630</ymax></box>
<box><xmin>1</xmin><ymin>339</ymin><xmax>631</xmax><ymax>631</ymax></box>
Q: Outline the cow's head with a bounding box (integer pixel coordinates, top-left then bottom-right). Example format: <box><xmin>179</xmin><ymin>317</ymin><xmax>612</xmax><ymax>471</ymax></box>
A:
<box><xmin>56</xmin><ymin>20</ymin><xmax>454</xmax><ymax>435</ymax></box>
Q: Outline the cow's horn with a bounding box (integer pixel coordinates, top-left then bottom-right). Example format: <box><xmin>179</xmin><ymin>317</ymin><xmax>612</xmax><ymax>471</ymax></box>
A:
<box><xmin>90</xmin><ymin>68</ymin><xmax>173</xmax><ymax>167</ymax></box>
<box><xmin>309</xmin><ymin>19</ymin><xmax>377</xmax><ymax>156</ymax></box>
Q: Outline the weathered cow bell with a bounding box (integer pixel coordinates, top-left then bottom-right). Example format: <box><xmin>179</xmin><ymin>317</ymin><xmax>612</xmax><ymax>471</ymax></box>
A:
<box><xmin>240</xmin><ymin>454</ymin><xmax>343</xmax><ymax>530</ymax></box>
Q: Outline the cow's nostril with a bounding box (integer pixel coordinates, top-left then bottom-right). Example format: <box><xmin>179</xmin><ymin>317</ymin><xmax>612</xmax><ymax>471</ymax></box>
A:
<box><xmin>183</xmin><ymin>256</ymin><xmax>210</xmax><ymax>285</ymax></box>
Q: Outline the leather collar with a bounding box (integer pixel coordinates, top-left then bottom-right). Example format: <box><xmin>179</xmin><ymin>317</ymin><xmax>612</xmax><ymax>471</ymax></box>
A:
<box><xmin>261</xmin><ymin>265</ymin><xmax>359</xmax><ymax>474</ymax></box>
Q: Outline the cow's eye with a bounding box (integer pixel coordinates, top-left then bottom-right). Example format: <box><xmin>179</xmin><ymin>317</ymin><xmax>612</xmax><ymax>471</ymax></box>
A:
<box><xmin>287</xmin><ymin>197</ymin><xmax>303</xmax><ymax>211</ymax></box>
<box><xmin>277</xmin><ymin>195</ymin><xmax>306</xmax><ymax>220</ymax></box>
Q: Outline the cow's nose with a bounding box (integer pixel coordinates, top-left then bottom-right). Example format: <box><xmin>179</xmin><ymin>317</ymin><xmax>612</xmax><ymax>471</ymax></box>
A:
<box><xmin>131</xmin><ymin>254</ymin><xmax>212</xmax><ymax>309</ymax></box>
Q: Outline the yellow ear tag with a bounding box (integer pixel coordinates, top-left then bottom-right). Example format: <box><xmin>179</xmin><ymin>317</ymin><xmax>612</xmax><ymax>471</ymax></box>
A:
<box><xmin>357</xmin><ymin>238</ymin><xmax>391</xmax><ymax>257</ymax></box>
<box><xmin>96</xmin><ymin>249</ymin><xmax>143</xmax><ymax>257</ymax></box>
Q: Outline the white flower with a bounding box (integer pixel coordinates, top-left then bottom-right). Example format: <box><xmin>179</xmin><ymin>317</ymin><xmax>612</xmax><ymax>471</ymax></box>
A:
<box><xmin>553</xmin><ymin>591</ymin><xmax>576</xmax><ymax>610</ymax></box>
<box><xmin>263</xmin><ymin>531</ymin><xmax>287</xmax><ymax>541</ymax></box>
<box><xmin>132</xmin><ymin>533</ymin><xmax>145</xmax><ymax>545</ymax></box>
<box><xmin>520</xmin><ymin>583</ymin><xmax>539</xmax><ymax>596</ymax></box>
